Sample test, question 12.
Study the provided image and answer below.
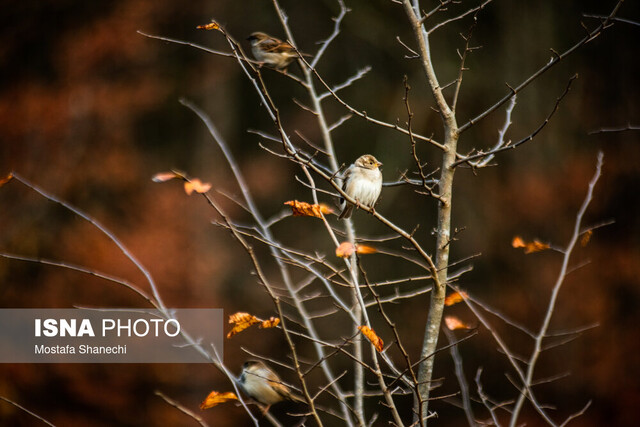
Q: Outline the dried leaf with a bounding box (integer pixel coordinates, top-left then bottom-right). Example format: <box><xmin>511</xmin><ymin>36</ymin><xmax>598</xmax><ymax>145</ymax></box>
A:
<box><xmin>227</xmin><ymin>312</ymin><xmax>260</xmax><ymax>338</ymax></box>
<box><xmin>259</xmin><ymin>317</ymin><xmax>280</xmax><ymax>329</ymax></box>
<box><xmin>284</xmin><ymin>200</ymin><xmax>329</xmax><ymax>218</ymax></box>
<box><xmin>356</xmin><ymin>244</ymin><xmax>377</xmax><ymax>255</ymax></box>
<box><xmin>196</xmin><ymin>21</ymin><xmax>220</xmax><ymax>31</ymax></box>
<box><xmin>444</xmin><ymin>316</ymin><xmax>472</xmax><ymax>331</ymax></box>
<box><xmin>512</xmin><ymin>236</ymin><xmax>550</xmax><ymax>254</ymax></box>
<box><xmin>318</xmin><ymin>203</ymin><xmax>335</xmax><ymax>215</ymax></box>
<box><xmin>511</xmin><ymin>236</ymin><xmax>526</xmax><ymax>248</ymax></box>
<box><xmin>152</xmin><ymin>170</ymin><xmax>187</xmax><ymax>183</ymax></box>
<box><xmin>524</xmin><ymin>240</ymin><xmax>549</xmax><ymax>254</ymax></box>
<box><xmin>184</xmin><ymin>179</ymin><xmax>212</xmax><ymax>195</ymax></box>
<box><xmin>0</xmin><ymin>173</ymin><xmax>13</xmax><ymax>188</ymax></box>
<box><xmin>200</xmin><ymin>391</ymin><xmax>238</xmax><ymax>410</ymax></box>
<box><xmin>152</xmin><ymin>171</ymin><xmax>180</xmax><ymax>183</ymax></box>
<box><xmin>445</xmin><ymin>291</ymin><xmax>468</xmax><ymax>306</ymax></box>
<box><xmin>358</xmin><ymin>325</ymin><xmax>384</xmax><ymax>352</ymax></box>
<box><xmin>336</xmin><ymin>242</ymin><xmax>355</xmax><ymax>258</ymax></box>
<box><xmin>336</xmin><ymin>242</ymin><xmax>377</xmax><ymax>257</ymax></box>
<box><xmin>581</xmin><ymin>230</ymin><xmax>593</xmax><ymax>247</ymax></box>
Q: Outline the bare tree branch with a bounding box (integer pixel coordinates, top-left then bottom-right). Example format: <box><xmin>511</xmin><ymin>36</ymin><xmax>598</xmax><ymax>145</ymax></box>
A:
<box><xmin>0</xmin><ymin>396</ymin><xmax>56</xmax><ymax>427</ymax></box>
<box><xmin>453</xmin><ymin>74</ymin><xmax>577</xmax><ymax>168</ymax></box>
<box><xmin>154</xmin><ymin>391</ymin><xmax>209</xmax><ymax>427</ymax></box>
<box><xmin>475</xmin><ymin>369</ymin><xmax>502</xmax><ymax>427</ymax></box>
<box><xmin>588</xmin><ymin>123</ymin><xmax>640</xmax><ymax>134</ymax></box>
<box><xmin>11</xmin><ymin>173</ymin><xmax>166</xmax><ymax>309</ymax></box>
<box><xmin>458</xmin><ymin>1</ymin><xmax>624</xmax><ymax>133</ymax></box>
<box><xmin>401</xmin><ymin>1</ymin><xmax>460</xmax><ymax>422</ymax></box>
<box><xmin>509</xmin><ymin>152</ymin><xmax>605</xmax><ymax>426</ymax></box>
<box><xmin>444</xmin><ymin>328</ymin><xmax>476</xmax><ymax>426</ymax></box>
<box><xmin>428</xmin><ymin>0</ymin><xmax>494</xmax><ymax>34</ymax></box>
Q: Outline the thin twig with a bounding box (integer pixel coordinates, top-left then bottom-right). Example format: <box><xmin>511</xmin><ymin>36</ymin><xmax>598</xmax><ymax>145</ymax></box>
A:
<box><xmin>582</xmin><ymin>14</ymin><xmax>639</xmax><ymax>27</ymax></box>
<box><xmin>11</xmin><ymin>173</ymin><xmax>166</xmax><ymax>310</ymax></box>
<box><xmin>588</xmin><ymin>123</ymin><xmax>640</xmax><ymax>135</ymax></box>
<box><xmin>154</xmin><ymin>391</ymin><xmax>209</xmax><ymax>427</ymax></box>
<box><xmin>475</xmin><ymin>95</ymin><xmax>516</xmax><ymax>167</ymax></box>
<box><xmin>428</xmin><ymin>0</ymin><xmax>493</xmax><ymax>34</ymax></box>
<box><xmin>509</xmin><ymin>152</ymin><xmax>604</xmax><ymax>427</ymax></box>
<box><xmin>0</xmin><ymin>396</ymin><xmax>56</xmax><ymax>427</ymax></box>
<box><xmin>444</xmin><ymin>328</ymin><xmax>475</xmax><ymax>426</ymax></box>
<box><xmin>0</xmin><ymin>252</ymin><xmax>157</xmax><ymax>307</ymax></box>
<box><xmin>475</xmin><ymin>368</ymin><xmax>502</xmax><ymax>427</ymax></box>
<box><xmin>458</xmin><ymin>0</ymin><xmax>624</xmax><ymax>133</ymax></box>
<box><xmin>454</xmin><ymin>75</ymin><xmax>577</xmax><ymax>168</ymax></box>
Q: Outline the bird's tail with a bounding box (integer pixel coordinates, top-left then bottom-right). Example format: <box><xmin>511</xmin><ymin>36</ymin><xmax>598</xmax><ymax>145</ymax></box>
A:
<box><xmin>338</xmin><ymin>204</ymin><xmax>353</xmax><ymax>220</ymax></box>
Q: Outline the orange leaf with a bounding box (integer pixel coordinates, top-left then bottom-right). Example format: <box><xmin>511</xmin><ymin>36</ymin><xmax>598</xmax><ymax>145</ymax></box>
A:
<box><xmin>444</xmin><ymin>316</ymin><xmax>472</xmax><ymax>331</ymax></box>
<box><xmin>200</xmin><ymin>391</ymin><xmax>238</xmax><ymax>410</ymax></box>
<box><xmin>259</xmin><ymin>317</ymin><xmax>280</xmax><ymax>329</ymax></box>
<box><xmin>445</xmin><ymin>291</ymin><xmax>468</xmax><ymax>306</ymax></box>
<box><xmin>152</xmin><ymin>170</ymin><xmax>187</xmax><ymax>183</ymax></box>
<box><xmin>184</xmin><ymin>179</ymin><xmax>212</xmax><ymax>195</ymax></box>
<box><xmin>511</xmin><ymin>236</ymin><xmax>526</xmax><ymax>248</ymax></box>
<box><xmin>227</xmin><ymin>312</ymin><xmax>260</xmax><ymax>338</ymax></box>
<box><xmin>512</xmin><ymin>236</ymin><xmax>550</xmax><ymax>254</ymax></box>
<box><xmin>524</xmin><ymin>240</ymin><xmax>549</xmax><ymax>254</ymax></box>
<box><xmin>196</xmin><ymin>21</ymin><xmax>220</xmax><ymax>31</ymax></box>
<box><xmin>336</xmin><ymin>242</ymin><xmax>355</xmax><ymax>258</ymax></box>
<box><xmin>356</xmin><ymin>244</ymin><xmax>377</xmax><ymax>255</ymax></box>
<box><xmin>0</xmin><ymin>173</ymin><xmax>13</xmax><ymax>188</ymax></box>
<box><xmin>284</xmin><ymin>200</ymin><xmax>328</xmax><ymax>218</ymax></box>
<box><xmin>336</xmin><ymin>242</ymin><xmax>377</xmax><ymax>257</ymax></box>
<box><xmin>581</xmin><ymin>230</ymin><xmax>593</xmax><ymax>247</ymax></box>
<box><xmin>318</xmin><ymin>203</ymin><xmax>335</xmax><ymax>215</ymax></box>
<box><xmin>358</xmin><ymin>325</ymin><xmax>384</xmax><ymax>352</ymax></box>
<box><xmin>152</xmin><ymin>171</ymin><xmax>180</xmax><ymax>183</ymax></box>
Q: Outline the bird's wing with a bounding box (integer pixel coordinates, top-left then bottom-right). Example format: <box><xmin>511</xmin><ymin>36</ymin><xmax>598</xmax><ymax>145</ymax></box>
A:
<box><xmin>268</xmin><ymin>378</ymin><xmax>305</xmax><ymax>403</ymax></box>
<box><xmin>266</xmin><ymin>376</ymin><xmax>300</xmax><ymax>403</ymax></box>
<box><xmin>261</xmin><ymin>39</ymin><xmax>295</xmax><ymax>54</ymax></box>
<box><xmin>339</xmin><ymin>166</ymin><xmax>354</xmax><ymax>203</ymax></box>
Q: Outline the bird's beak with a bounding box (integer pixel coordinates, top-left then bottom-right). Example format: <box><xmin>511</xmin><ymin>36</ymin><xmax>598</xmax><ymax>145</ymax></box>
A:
<box><xmin>376</xmin><ymin>161</ymin><xmax>383</xmax><ymax>168</ymax></box>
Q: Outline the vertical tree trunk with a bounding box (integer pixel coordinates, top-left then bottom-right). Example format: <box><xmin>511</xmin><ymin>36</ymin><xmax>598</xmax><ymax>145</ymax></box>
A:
<box><xmin>401</xmin><ymin>2</ymin><xmax>460</xmax><ymax>422</ymax></box>
<box><xmin>416</xmin><ymin>128</ymin><xmax>458</xmax><ymax>422</ymax></box>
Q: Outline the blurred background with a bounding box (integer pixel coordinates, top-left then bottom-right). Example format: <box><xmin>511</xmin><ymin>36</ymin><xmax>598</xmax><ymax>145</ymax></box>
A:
<box><xmin>1</xmin><ymin>0</ymin><xmax>638</xmax><ymax>425</ymax></box>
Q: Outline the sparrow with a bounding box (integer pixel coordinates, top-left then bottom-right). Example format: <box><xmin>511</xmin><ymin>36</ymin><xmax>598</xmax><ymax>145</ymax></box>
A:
<box><xmin>339</xmin><ymin>154</ymin><xmax>383</xmax><ymax>220</ymax></box>
<box><xmin>246</xmin><ymin>32</ymin><xmax>303</xmax><ymax>71</ymax></box>
<box><xmin>238</xmin><ymin>360</ymin><xmax>304</xmax><ymax>413</ymax></box>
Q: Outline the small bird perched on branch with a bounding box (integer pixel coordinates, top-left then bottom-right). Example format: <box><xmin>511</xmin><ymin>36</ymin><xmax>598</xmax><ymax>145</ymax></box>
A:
<box><xmin>239</xmin><ymin>360</ymin><xmax>304</xmax><ymax>413</ymax></box>
<box><xmin>246</xmin><ymin>32</ymin><xmax>306</xmax><ymax>71</ymax></box>
<box><xmin>339</xmin><ymin>154</ymin><xmax>383</xmax><ymax>220</ymax></box>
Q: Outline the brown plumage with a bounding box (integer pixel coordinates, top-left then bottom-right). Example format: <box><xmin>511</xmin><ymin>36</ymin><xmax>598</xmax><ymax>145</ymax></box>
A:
<box><xmin>246</xmin><ymin>32</ymin><xmax>307</xmax><ymax>71</ymax></box>
<box><xmin>239</xmin><ymin>360</ymin><xmax>304</xmax><ymax>413</ymax></box>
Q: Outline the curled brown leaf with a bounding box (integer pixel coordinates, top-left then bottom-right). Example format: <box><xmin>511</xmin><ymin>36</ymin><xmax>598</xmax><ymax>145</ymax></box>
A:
<box><xmin>445</xmin><ymin>291</ymin><xmax>468</xmax><ymax>307</ymax></box>
<box><xmin>358</xmin><ymin>325</ymin><xmax>384</xmax><ymax>352</ymax></box>
<box><xmin>184</xmin><ymin>178</ymin><xmax>212</xmax><ymax>195</ymax></box>
<box><xmin>227</xmin><ymin>312</ymin><xmax>260</xmax><ymax>338</ymax></box>
<box><xmin>259</xmin><ymin>317</ymin><xmax>280</xmax><ymax>329</ymax></box>
<box><xmin>196</xmin><ymin>21</ymin><xmax>221</xmax><ymax>31</ymax></box>
<box><xmin>284</xmin><ymin>200</ymin><xmax>332</xmax><ymax>218</ymax></box>
<box><xmin>512</xmin><ymin>236</ymin><xmax>550</xmax><ymax>254</ymax></box>
<box><xmin>444</xmin><ymin>315</ymin><xmax>473</xmax><ymax>331</ymax></box>
<box><xmin>581</xmin><ymin>230</ymin><xmax>593</xmax><ymax>247</ymax></box>
<box><xmin>336</xmin><ymin>242</ymin><xmax>355</xmax><ymax>258</ymax></box>
<box><xmin>200</xmin><ymin>391</ymin><xmax>238</xmax><ymax>410</ymax></box>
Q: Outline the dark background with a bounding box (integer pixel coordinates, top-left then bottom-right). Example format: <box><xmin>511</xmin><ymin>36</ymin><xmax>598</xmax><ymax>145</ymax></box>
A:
<box><xmin>1</xmin><ymin>0</ymin><xmax>639</xmax><ymax>425</ymax></box>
